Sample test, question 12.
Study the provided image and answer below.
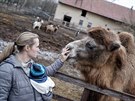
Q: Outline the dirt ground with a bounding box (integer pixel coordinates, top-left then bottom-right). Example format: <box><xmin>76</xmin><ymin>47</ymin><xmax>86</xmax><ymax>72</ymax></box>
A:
<box><xmin>0</xmin><ymin>11</ymin><xmax>87</xmax><ymax>101</ymax></box>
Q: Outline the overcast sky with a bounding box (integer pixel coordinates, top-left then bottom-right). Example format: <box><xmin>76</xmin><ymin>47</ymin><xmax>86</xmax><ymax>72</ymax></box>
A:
<box><xmin>106</xmin><ymin>0</ymin><xmax>135</xmax><ymax>10</ymax></box>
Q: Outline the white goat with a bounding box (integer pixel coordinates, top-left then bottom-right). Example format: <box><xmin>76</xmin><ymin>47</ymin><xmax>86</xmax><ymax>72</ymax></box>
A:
<box><xmin>33</xmin><ymin>17</ymin><xmax>44</xmax><ymax>30</ymax></box>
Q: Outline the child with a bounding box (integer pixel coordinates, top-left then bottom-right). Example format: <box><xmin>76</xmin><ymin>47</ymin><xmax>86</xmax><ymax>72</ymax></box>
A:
<box><xmin>29</xmin><ymin>63</ymin><xmax>55</xmax><ymax>101</ymax></box>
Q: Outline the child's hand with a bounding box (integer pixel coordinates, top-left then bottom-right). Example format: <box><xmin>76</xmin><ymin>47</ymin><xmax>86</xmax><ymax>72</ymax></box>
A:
<box><xmin>60</xmin><ymin>47</ymin><xmax>70</xmax><ymax>62</ymax></box>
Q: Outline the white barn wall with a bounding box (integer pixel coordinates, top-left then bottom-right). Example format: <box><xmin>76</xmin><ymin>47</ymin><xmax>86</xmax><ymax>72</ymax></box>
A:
<box><xmin>54</xmin><ymin>3</ymin><xmax>122</xmax><ymax>32</ymax></box>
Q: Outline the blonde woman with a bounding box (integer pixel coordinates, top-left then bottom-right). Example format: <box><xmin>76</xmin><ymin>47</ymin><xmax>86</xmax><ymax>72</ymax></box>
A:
<box><xmin>0</xmin><ymin>32</ymin><xmax>70</xmax><ymax>101</ymax></box>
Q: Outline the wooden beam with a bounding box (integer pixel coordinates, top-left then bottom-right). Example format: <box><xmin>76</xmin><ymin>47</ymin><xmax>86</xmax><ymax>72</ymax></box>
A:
<box><xmin>80</xmin><ymin>88</ymin><xmax>90</xmax><ymax>101</ymax></box>
<box><xmin>53</xmin><ymin>93</ymin><xmax>73</xmax><ymax>101</ymax></box>
<box><xmin>54</xmin><ymin>72</ymin><xmax>135</xmax><ymax>101</ymax></box>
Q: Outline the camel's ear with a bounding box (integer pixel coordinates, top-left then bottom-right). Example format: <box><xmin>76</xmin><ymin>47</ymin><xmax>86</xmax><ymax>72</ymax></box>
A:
<box><xmin>109</xmin><ymin>42</ymin><xmax>120</xmax><ymax>51</ymax></box>
<box><xmin>118</xmin><ymin>32</ymin><xmax>134</xmax><ymax>53</ymax></box>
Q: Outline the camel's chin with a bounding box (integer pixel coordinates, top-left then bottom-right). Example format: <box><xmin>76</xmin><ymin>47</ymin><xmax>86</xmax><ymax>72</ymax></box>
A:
<box><xmin>68</xmin><ymin>59</ymin><xmax>79</xmax><ymax>69</ymax></box>
<box><xmin>67</xmin><ymin>58</ymin><xmax>76</xmax><ymax>64</ymax></box>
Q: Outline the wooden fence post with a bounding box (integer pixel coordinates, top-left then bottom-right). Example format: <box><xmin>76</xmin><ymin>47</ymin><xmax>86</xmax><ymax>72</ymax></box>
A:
<box><xmin>81</xmin><ymin>88</ymin><xmax>90</xmax><ymax>101</ymax></box>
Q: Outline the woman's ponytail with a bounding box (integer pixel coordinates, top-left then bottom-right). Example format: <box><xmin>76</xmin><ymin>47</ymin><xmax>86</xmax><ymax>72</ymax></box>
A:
<box><xmin>0</xmin><ymin>42</ymin><xmax>15</xmax><ymax>62</ymax></box>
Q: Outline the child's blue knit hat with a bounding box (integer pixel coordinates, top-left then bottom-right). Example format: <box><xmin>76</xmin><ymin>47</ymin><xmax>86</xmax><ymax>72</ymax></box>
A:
<box><xmin>30</xmin><ymin>63</ymin><xmax>47</xmax><ymax>83</ymax></box>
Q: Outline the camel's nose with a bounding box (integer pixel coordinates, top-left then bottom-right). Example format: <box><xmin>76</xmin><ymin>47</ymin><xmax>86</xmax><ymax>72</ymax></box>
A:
<box><xmin>65</xmin><ymin>44</ymin><xmax>77</xmax><ymax>58</ymax></box>
<box><xmin>67</xmin><ymin>46</ymin><xmax>73</xmax><ymax>51</ymax></box>
<box><xmin>66</xmin><ymin>43</ymin><xmax>74</xmax><ymax>51</ymax></box>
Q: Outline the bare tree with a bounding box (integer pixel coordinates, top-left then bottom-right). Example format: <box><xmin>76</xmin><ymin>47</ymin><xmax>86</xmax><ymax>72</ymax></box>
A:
<box><xmin>120</xmin><ymin>8</ymin><xmax>135</xmax><ymax>35</ymax></box>
<box><xmin>111</xmin><ymin>0</ymin><xmax>116</xmax><ymax>2</ymax></box>
<box><xmin>21</xmin><ymin>0</ymin><xmax>27</xmax><ymax>9</ymax></box>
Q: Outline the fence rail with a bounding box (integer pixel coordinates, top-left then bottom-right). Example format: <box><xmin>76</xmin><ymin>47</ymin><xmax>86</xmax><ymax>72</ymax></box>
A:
<box><xmin>53</xmin><ymin>71</ymin><xmax>135</xmax><ymax>101</ymax></box>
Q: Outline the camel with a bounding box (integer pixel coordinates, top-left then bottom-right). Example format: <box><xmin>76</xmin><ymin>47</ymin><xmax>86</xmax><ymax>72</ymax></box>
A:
<box><xmin>65</xmin><ymin>27</ymin><xmax>135</xmax><ymax>101</ymax></box>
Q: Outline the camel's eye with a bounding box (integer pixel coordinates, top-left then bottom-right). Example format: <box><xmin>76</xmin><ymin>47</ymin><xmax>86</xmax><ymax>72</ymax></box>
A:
<box><xmin>85</xmin><ymin>42</ymin><xmax>97</xmax><ymax>50</ymax></box>
<box><xmin>109</xmin><ymin>42</ymin><xmax>120</xmax><ymax>51</ymax></box>
<box><xmin>95</xmin><ymin>37</ymin><xmax>104</xmax><ymax>45</ymax></box>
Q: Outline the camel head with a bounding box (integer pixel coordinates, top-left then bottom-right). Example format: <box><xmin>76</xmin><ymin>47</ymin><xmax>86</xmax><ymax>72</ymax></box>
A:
<box><xmin>66</xmin><ymin>27</ymin><xmax>123</xmax><ymax>69</ymax></box>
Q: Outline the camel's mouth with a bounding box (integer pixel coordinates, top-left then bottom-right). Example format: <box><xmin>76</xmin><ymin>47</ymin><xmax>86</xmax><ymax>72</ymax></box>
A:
<box><xmin>67</xmin><ymin>58</ymin><xmax>79</xmax><ymax>68</ymax></box>
<box><xmin>67</xmin><ymin>57</ymin><xmax>75</xmax><ymax>61</ymax></box>
<box><xmin>67</xmin><ymin>58</ymin><xmax>77</xmax><ymax>65</ymax></box>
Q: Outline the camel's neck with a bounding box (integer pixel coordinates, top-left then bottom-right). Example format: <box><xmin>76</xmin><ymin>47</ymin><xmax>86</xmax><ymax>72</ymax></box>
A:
<box><xmin>80</xmin><ymin>65</ymin><xmax>114</xmax><ymax>88</ymax></box>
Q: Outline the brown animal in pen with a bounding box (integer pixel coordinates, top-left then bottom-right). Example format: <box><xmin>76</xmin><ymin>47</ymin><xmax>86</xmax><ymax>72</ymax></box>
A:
<box><xmin>45</xmin><ymin>24</ymin><xmax>59</xmax><ymax>34</ymax></box>
<box><xmin>65</xmin><ymin>27</ymin><xmax>135</xmax><ymax>101</ymax></box>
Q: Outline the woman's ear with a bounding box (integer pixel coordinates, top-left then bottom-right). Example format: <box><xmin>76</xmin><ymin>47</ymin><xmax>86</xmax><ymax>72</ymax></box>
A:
<box><xmin>24</xmin><ymin>45</ymin><xmax>30</xmax><ymax>51</ymax></box>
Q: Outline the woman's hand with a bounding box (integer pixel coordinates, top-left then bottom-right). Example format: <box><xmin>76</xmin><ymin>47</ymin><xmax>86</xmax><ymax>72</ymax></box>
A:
<box><xmin>59</xmin><ymin>47</ymin><xmax>70</xmax><ymax>62</ymax></box>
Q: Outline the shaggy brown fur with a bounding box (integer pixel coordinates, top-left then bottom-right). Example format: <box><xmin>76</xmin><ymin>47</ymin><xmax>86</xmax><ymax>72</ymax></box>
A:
<box><xmin>66</xmin><ymin>27</ymin><xmax>135</xmax><ymax>101</ymax></box>
<box><xmin>45</xmin><ymin>24</ymin><xmax>59</xmax><ymax>33</ymax></box>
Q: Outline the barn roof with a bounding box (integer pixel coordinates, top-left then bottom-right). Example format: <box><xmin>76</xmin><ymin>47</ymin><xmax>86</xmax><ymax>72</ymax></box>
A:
<box><xmin>59</xmin><ymin>0</ymin><xmax>135</xmax><ymax>24</ymax></box>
